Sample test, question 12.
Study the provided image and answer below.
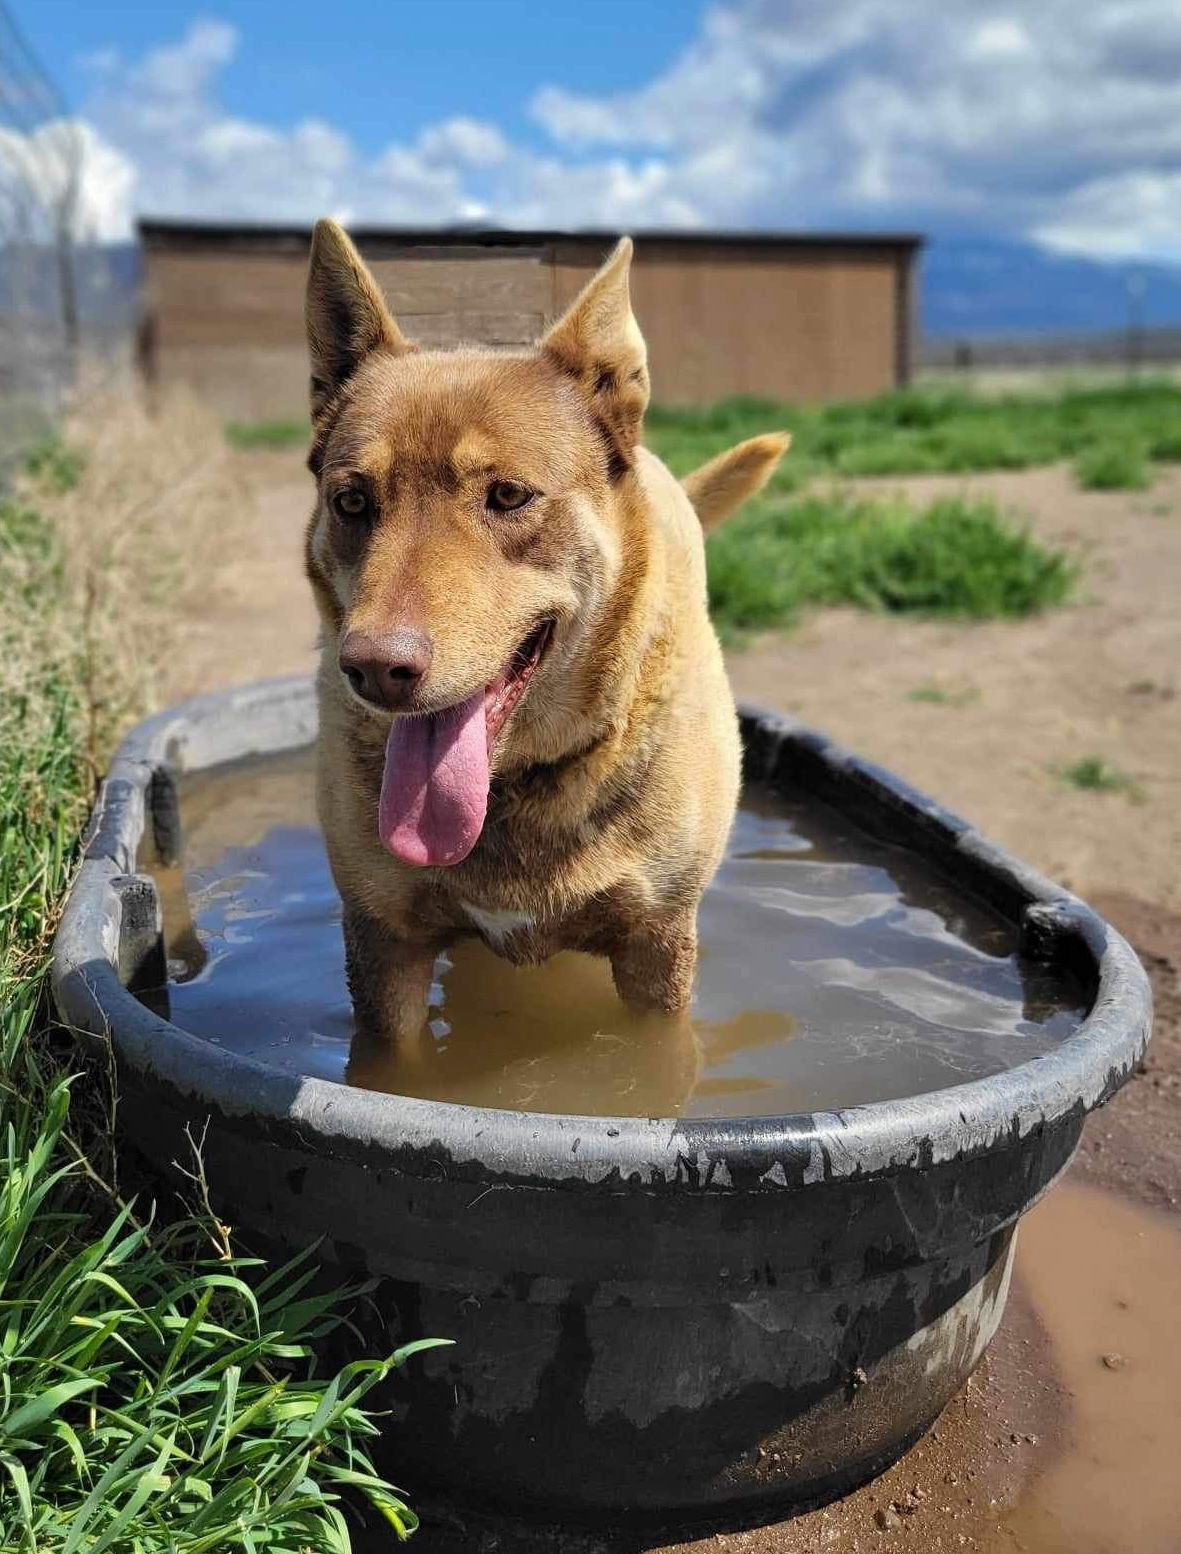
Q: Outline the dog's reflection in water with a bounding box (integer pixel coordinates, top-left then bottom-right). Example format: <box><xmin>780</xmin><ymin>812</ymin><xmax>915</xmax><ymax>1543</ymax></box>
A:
<box><xmin>346</xmin><ymin>938</ymin><xmax>797</xmax><ymax>1117</ymax></box>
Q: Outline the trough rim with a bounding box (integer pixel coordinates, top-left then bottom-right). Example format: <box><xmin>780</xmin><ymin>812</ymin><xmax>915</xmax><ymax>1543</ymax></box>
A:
<box><xmin>51</xmin><ymin>673</ymin><xmax>1152</xmax><ymax>1192</ymax></box>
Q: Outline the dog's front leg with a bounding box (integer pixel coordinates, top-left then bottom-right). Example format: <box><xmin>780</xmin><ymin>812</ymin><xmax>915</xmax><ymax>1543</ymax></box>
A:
<box><xmin>610</xmin><ymin>909</ymin><xmax>698</xmax><ymax>1015</ymax></box>
<box><xmin>342</xmin><ymin>904</ymin><xmax>438</xmax><ymax>1043</ymax></box>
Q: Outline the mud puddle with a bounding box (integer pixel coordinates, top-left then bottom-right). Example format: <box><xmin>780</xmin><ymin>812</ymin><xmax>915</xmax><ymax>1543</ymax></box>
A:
<box><xmin>144</xmin><ymin>748</ymin><xmax>1087</xmax><ymax>1117</ymax></box>
<box><xmin>970</xmin><ymin>1181</ymin><xmax>1181</xmax><ymax>1554</ymax></box>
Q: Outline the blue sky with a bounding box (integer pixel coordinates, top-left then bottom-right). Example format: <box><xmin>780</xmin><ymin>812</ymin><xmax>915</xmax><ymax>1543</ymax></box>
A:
<box><xmin>13</xmin><ymin>2</ymin><xmax>1181</xmax><ymax>262</ymax></box>
<box><xmin>23</xmin><ymin>1</ymin><xmax>707</xmax><ymax>157</ymax></box>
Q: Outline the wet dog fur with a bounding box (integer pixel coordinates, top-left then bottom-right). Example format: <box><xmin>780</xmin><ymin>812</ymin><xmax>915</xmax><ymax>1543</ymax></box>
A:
<box><xmin>303</xmin><ymin>220</ymin><xmax>788</xmax><ymax>1041</ymax></box>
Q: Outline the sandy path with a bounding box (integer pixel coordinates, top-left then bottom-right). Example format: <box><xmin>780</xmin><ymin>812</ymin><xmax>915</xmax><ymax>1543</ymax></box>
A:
<box><xmin>167</xmin><ymin>449</ymin><xmax>321</xmax><ymax>703</ymax></box>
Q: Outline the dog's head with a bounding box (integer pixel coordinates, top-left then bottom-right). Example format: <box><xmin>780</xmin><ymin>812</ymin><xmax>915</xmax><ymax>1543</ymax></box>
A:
<box><xmin>304</xmin><ymin>220</ymin><xmax>650</xmax><ymax>868</ymax></box>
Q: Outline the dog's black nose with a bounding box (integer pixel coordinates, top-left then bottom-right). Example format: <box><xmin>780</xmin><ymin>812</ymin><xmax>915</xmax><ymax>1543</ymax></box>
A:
<box><xmin>339</xmin><ymin>627</ymin><xmax>433</xmax><ymax>709</ymax></box>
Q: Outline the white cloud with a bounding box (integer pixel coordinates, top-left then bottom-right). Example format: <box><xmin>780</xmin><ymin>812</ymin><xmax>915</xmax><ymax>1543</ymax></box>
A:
<box><xmin>72</xmin><ymin>124</ymin><xmax>137</xmax><ymax>242</ymax></box>
<box><xmin>529</xmin><ymin>0</ymin><xmax>1181</xmax><ymax>259</ymax></box>
<box><xmin>418</xmin><ymin>118</ymin><xmax>508</xmax><ymax>169</ymax></box>
<box><xmin>968</xmin><ymin>19</ymin><xmax>1033</xmax><ymax>59</ymax></box>
<box><xmin>9</xmin><ymin>6</ymin><xmax>1181</xmax><ymax>261</ymax></box>
<box><xmin>1035</xmin><ymin>170</ymin><xmax>1181</xmax><ymax>259</ymax></box>
<box><xmin>0</xmin><ymin>119</ymin><xmax>134</xmax><ymax>243</ymax></box>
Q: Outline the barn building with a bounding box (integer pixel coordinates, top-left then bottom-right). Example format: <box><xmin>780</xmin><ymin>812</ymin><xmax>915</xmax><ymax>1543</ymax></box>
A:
<box><xmin>136</xmin><ymin>220</ymin><xmax>922</xmax><ymax>420</ymax></box>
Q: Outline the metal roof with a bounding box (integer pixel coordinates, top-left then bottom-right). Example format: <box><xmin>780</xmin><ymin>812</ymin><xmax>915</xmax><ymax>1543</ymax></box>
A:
<box><xmin>137</xmin><ymin>217</ymin><xmax>924</xmax><ymax>254</ymax></box>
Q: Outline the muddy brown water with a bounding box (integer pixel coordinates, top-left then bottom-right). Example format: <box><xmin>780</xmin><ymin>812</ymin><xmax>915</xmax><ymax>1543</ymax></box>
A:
<box><xmin>144</xmin><ymin>748</ymin><xmax>1086</xmax><ymax>1117</ymax></box>
<box><xmin>972</xmin><ymin>1182</ymin><xmax>1181</xmax><ymax>1554</ymax></box>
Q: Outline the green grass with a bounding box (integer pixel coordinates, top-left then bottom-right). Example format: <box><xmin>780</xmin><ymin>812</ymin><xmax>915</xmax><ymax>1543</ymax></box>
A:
<box><xmin>644</xmin><ymin>383</ymin><xmax>1175</xmax><ymax>636</ymax></box>
<box><xmin>704</xmin><ymin>491</ymin><xmax>1077</xmax><ymax>636</ymax></box>
<box><xmin>22</xmin><ymin>434</ymin><xmax>85</xmax><ymax>493</ymax></box>
<box><xmin>0</xmin><ymin>470</ymin><xmax>438</xmax><ymax>1550</ymax></box>
<box><xmin>1073</xmin><ymin>442</ymin><xmax>1152</xmax><ymax>491</ymax></box>
<box><xmin>225</xmin><ymin>418</ymin><xmax>309</xmax><ymax>450</ymax></box>
<box><xmin>645</xmin><ymin>379</ymin><xmax>1181</xmax><ymax>490</ymax></box>
<box><xmin>905</xmin><ymin>683</ymin><xmax>981</xmax><ymax>707</ymax></box>
<box><xmin>1147</xmin><ymin>427</ymin><xmax>1181</xmax><ymax>461</ymax></box>
<box><xmin>1056</xmin><ymin>755</ymin><xmax>1143</xmax><ymax>798</ymax></box>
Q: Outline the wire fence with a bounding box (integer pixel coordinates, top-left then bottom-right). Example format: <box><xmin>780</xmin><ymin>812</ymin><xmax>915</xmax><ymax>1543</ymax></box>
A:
<box><xmin>0</xmin><ymin>2</ymin><xmax>133</xmax><ymax>471</ymax></box>
<box><xmin>923</xmin><ymin>327</ymin><xmax>1181</xmax><ymax>379</ymax></box>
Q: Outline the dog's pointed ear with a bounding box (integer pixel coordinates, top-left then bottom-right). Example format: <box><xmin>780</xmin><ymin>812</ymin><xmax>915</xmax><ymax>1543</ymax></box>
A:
<box><xmin>305</xmin><ymin>218</ymin><xmax>412</xmax><ymax>416</ymax></box>
<box><xmin>541</xmin><ymin>238</ymin><xmax>649</xmax><ymax>469</ymax></box>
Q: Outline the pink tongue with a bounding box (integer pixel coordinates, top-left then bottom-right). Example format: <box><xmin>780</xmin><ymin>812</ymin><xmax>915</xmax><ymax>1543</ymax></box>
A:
<box><xmin>378</xmin><ymin>690</ymin><xmax>490</xmax><ymax>867</ymax></box>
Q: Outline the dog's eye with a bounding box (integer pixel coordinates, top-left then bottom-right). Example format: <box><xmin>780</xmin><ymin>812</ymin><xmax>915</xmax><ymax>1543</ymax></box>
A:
<box><xmin>332</xmin><ymin>489</ymin><xmax>369</xmax><ymax>520</ymax></box>
<box><xmin>486</xmin><ymin>480</ymin><xmax>534</xmax><ymax>513</ymax></box>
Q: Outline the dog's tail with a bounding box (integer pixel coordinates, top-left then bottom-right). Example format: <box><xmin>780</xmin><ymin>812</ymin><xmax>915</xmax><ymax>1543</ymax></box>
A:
<box><xmin>681</xmin><ymin>432</ymin><xmax>791</xmax><ymax>533</ymax></box>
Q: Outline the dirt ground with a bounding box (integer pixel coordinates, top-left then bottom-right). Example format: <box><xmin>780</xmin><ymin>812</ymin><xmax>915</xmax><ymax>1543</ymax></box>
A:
<box><xmin>727</xmin><ymin>464</ymin><xmax>1181</xmax><ymax>917</ymax></box>
<box><xmin>167</xmin><ymin>450</ymin><xmax>323</xmax><ymax>701</ymax></box>
<box><xmin>166</xmin><ymin>449</ymin><xmax>1181</xmax><ymax>1554</ymax></box>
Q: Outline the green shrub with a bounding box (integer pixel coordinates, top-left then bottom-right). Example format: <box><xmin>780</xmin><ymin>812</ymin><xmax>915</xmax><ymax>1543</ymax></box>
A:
<box><xmin>1073</xmin><ymin>442</ymin><xmax>1152</xmax><ymax>491</ymax></box>
<box><xmin>1057</xmin><ymin>755</ymin><xmax>1142</xmax><ymax>796</ymax></box>
<box><xmin>1147</xmin><ymin>428</ymin><xmax>1181</xmax><ymax>461</ymax></box>
<box><xmin>706</xmin><ymin>492</ymin><xmax>1076</xmax><ymax>635</ymax></box>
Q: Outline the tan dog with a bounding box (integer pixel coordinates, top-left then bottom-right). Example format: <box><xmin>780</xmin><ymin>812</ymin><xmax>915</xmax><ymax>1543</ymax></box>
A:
<box><xmin>303</xmin><ymin>220</ymin><xmax>788</xmax><ymax>1042</ymax></box>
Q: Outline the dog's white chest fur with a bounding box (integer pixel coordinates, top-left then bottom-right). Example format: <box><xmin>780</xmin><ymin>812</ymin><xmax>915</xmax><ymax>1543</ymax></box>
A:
<box><xmin>461</xmin><ymin>901</ymin><xmax>535</xmax><ymax>948</ymax></box>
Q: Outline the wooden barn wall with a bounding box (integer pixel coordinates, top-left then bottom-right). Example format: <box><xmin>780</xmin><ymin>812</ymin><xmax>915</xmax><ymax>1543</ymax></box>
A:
<box><xmin>144</xmin><ymin>245</ymin><xmax>551</xmax><ymax>421</ymax></box>
<box><xmin>142</xmin><ymin>239</ymin><xmax>909</xmax><ymax>419</ymax></box>
<box><xmin>554</xmin><ymin>242</ymin><xmax>902</xmax><ymax>403</ymax></box>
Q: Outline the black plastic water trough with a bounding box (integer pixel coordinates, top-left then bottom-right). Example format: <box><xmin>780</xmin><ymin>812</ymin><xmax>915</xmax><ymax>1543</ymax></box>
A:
<box><xmin>52</xmin><ymin>675</ymin><xmax>1151</xmax><ymax>1527</ymax></box>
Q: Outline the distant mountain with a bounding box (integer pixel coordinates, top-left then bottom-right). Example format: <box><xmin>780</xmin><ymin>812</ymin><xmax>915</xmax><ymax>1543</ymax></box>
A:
<box><xmin>920</xmin><ymin>236</ymin><xmax>1181</xmax><ymax>339</ymax></box>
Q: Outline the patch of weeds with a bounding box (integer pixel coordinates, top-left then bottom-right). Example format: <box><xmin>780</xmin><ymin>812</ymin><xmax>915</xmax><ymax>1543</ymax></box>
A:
<box><xmin>23</xmin><ymin>434</ymin><xmax>84</xmax><ymax>492</ymax></box>
<box><xmin>1125</xmin><ymin>678</ymin><xmax>1175</xmax><ymax>701</ymax></box>
<box><xmin>706</xmin><ymin>491</ymin><xmax>1077</xmax><ymax>635</ymax></box>
<box><xmin>1056</xmin><ymin>755</ymin><xmax>1144</xmax><ymax>799</ymax></box>
<box><xmin>1</xmin><ymin>408</ymin><xmax>440</xmax><ymax>1551</ymax></box>
<box><xmin>648</xmin><ymin>380</ymin><xmax>1181</xmax><ymax>486</ymax></box>
<box><xmin>226</xmin><ymin>417</ymin><xmax>309</xmax><ymax>450</ymax></box>
<box><xmin>905</xmin><ymin>683</ymin><xmax>981</xmax><ymax>706</ymax></box>
<box><xmin>1073</xmin><ymin>442</ymin><xmax>1152</xmax><ymax>491</ymax></box>
<box><xmin>1147</xmin><ymin>428</ymin><xmax>1181</xmax><ymax>461</ymax></box>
